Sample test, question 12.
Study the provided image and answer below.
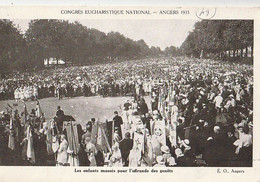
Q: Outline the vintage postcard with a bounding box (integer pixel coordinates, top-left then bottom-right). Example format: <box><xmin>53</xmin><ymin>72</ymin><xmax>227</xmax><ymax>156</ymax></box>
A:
<box><xmin>0</xmin><ymin>5</ymin><xmax>259</xmax><ymax>182</ymax></box>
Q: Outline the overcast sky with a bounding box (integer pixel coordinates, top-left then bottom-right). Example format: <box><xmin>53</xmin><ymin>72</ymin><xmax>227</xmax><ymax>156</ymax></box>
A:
<box><xmin>12</xmin><ymin>19</ymin><xmax>198</xmax><ymax>50</ymax></box>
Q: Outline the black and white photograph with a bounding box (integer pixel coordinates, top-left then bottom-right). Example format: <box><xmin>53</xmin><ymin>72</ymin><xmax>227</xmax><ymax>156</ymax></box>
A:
<box><xmin>0</xmin><ymin>18</ymin><xmax>254</xmax><ymax>168</ymax></box>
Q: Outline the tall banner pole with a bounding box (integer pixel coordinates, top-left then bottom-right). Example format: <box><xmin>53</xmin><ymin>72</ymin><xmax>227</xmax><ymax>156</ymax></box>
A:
<box><xmin>111</xmin><ymin>119</ymin><xmax>114</xmax><ymax>147</ymax></box>
<box><xmin>70</xmin><ymin>121</ymin><xmax>76</xmax><ymax>166</ymax></box>
<box><xmin>100</xmin><ymin>122</ymin><xmax>112</xmax><ymax>154</ymax></box>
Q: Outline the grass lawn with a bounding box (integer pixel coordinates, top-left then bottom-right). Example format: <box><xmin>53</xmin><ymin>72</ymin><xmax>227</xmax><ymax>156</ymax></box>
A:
<box><xmin>0</xmin><ymin>96</ymin><xmax>151</xmax><ymax>129</ymax></box>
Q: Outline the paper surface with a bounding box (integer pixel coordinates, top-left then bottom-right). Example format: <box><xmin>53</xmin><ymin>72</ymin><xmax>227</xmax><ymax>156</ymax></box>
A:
<box><xmin>0</xmin><ymin>5</ymin><xmax>259</xmax><ymax>182</ymax></box>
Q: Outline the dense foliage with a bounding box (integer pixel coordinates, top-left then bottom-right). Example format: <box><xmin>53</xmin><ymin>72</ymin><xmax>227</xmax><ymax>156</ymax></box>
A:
<box><xmin>0</xmin><ymin>20</ymin><xmax>28</xmax><ymax>75</ymax></box>
<box><xmin>180</xmin><ymin>20</ymin><xmax>253</xmax><ymax>59</ymax></box>
<box><xmin>25</xmin><ymin>20</ymin><xmax>164</xmax><ymax>67</ymax></box>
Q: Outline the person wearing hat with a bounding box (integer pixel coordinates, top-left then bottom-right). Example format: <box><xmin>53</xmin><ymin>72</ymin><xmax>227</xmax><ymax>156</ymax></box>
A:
<box><xmin>113</xmin><ymin>111</ymin><xmax>123</xmax><ymax>139</ymax></box>
<box><xmin>161</xmin><ymin>146</ymin><xmax>176</xmax><ymax>167</ymax></box>
<box><xmin>175</xmin><ymin>148</ymin><xmax>187</xmax><ymax>166</ymax></box>
<box><xmin>180</xmin><ymin>139</ymin><xmax>196</xmax><ymax>166</ymax></box>
<box><xmin>180</xmin><ymin>139</ymin><xmax>191</xmax><ymax>152</ymax></box>
<box><xmin>161</xmin><ymin>145</ymin><xmax>170</xmax><ymax>154</ymax></box>
<box><xmin>153</xmin><ymin>155</ymin><xmax>165</xmax><ymax>167</ymax></box>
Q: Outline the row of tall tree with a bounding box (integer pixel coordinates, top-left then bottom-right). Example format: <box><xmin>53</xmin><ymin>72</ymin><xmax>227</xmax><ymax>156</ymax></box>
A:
<box><xmin>25</xmin><ymin>20</ymin><xmax>164</xmax><ymax>67</ymax></box>
<box><xmin>0</xmin><ymin>19</ymin><xmax>166</xmax><ymax>75</ymax></box>
<box><xmin>180</xmin><ymin>20</ymin><xmax>253</xmax><ymax>59</ymax></box>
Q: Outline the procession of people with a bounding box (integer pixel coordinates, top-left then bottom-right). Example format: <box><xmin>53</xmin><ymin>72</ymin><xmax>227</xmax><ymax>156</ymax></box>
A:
<box><xmin>0</xmin><ymin>57</ymin><xmax>253</xmax><ymax>167</ymax></box>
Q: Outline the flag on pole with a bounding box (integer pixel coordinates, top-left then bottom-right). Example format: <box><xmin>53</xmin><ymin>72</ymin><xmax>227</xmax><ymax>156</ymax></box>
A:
<box><xmin>26</xmin><ymin>125</ymin><xmax>36</xmax><ymax>164</ymax></box>
<box><xmin>91</xmin><ymin>121</ymin><xmax>99</xmax><ymax>146</ymax></box>
<box><xmin>142</xmin><ymin>129</ymin><xmax>153</xmax><ymax>166</ymax></box>
<box><xmin>111</xmin><ymin>120</ymin><xmax>115</xmax><ymax>147</ymax></box>
<box><xmin>64</xmin><ymin>121</ymin><xmax>80</xmax><ymax>166</ymax></box>
<box><xmin>158</xmin><ymin>90</ymin><xmax>163</xmax><ymax>113</ymax></box>
<box><xmin>158</xmin><ymin>86</ymin><xmax>167</xmax><ymax>118</ymax></box>
<box><xmin>21</xmin><ymin>103</ymin><xmax>28</xmax><ymax>125</ymax></box>
<box><xmin>151</xmin><ymin>120</ymin><xmax>166</xmax><ymax>146</ymax></box>
<box><xmin>105</xmin><ymin>120</ymin><xmax>113</xmax><ymax>147</ymax></box>
<box><xmin>97</xmin><ymin>122</ymin><xmax>112</xmax><ymax>153</ymax></box>
<box><xmin>36</xmin><ymin>100</ymin><xmax>44</xmax><ymax>118</ymax></box>
<box><xmin>168</xmin><ymin>122</ymin><xmax>177</xmax><ymax>147</ymax></box>
<box><xmin>7</xmin><ymin>103</ymin><xmax>13</xmax><ymax>110</ymax></box>
<box><xmin>168</xmin><ymin>84</ymin><xmax>173</xmax><ymax>103</ymax></box>
<box><xmin>64</xmin><ymin>121</ymin><xmax>80</xmax><ymax>155</ymax></box>
<box><xmin>8</xmin><ymin>111</ymin><xmax>15</xmax><ymax>150</ymax></box>
<box><xmin>36</xmin><ymin>100</ymin><xmax>45</xmax><ymax>130</ymax></box>
<box><xmin>46</xmin><ymin>119</ymin><xmax>55</xmax><ymax>155</ymax></box>
<box><xmin>133</xmin><ymin>131</ymin><xmax>145</xmax><ymax>153</ymax></box>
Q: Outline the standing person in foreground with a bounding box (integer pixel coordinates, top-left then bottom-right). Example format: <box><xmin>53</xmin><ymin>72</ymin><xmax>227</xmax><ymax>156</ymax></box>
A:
<box><xmin>113</xmin><ymin>111</ymin><xmax>123</xmax><ymax>139</ymax></box>
<box><xmin>119</xmin><ymin>132</ymin><xmax>133</xmax><ymax>166</ymax></box>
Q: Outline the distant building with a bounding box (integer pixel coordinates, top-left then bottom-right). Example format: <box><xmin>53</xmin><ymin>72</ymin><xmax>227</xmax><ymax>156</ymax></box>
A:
<box><xmin>44</xmin><ymin>57</ymin><xmax>65</xmax><ymax>67</ymax></box>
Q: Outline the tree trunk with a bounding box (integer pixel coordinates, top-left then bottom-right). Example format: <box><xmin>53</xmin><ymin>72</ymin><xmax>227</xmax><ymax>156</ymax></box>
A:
<box><xmin>233</xmin><ymin>50</ymin><xmax>235</xmax><ymax>58</ymax></box>
<box><xmin>251</xmin><ymin>46</ymin><xmax>253</xmax><ymax>57</ymax></box>
<box><xmin>245</xmin><ymin>47</ymin><xmax>248</xmax><ymax>57</ymax></box>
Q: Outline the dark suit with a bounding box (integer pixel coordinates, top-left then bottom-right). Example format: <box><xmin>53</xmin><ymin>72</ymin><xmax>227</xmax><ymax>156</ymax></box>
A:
<box><xmin>56</xmin><ymin>109</ymin><xmax>64</xmax><ymax>118</ymax></box>
<box><xmin>119</xmin><ymin>138</ymin><xmax>133</xmax><ymax>166</ymax></box>
<box><xmin>55</xmin><ymin>109</ymin><xmax>65</xmax><ymax>132</ymax></box>
<box><xmin>113</xmin><ymin>115</ymin><xmax>123</xmax><ymax>138</ymax></box>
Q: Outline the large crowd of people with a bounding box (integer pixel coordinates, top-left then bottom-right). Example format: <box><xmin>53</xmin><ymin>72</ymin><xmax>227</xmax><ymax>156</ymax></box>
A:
<box><xmin>0</xmin><ymin>57</ymin><xmax>253</xmax><ymax>167</ymax></box>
